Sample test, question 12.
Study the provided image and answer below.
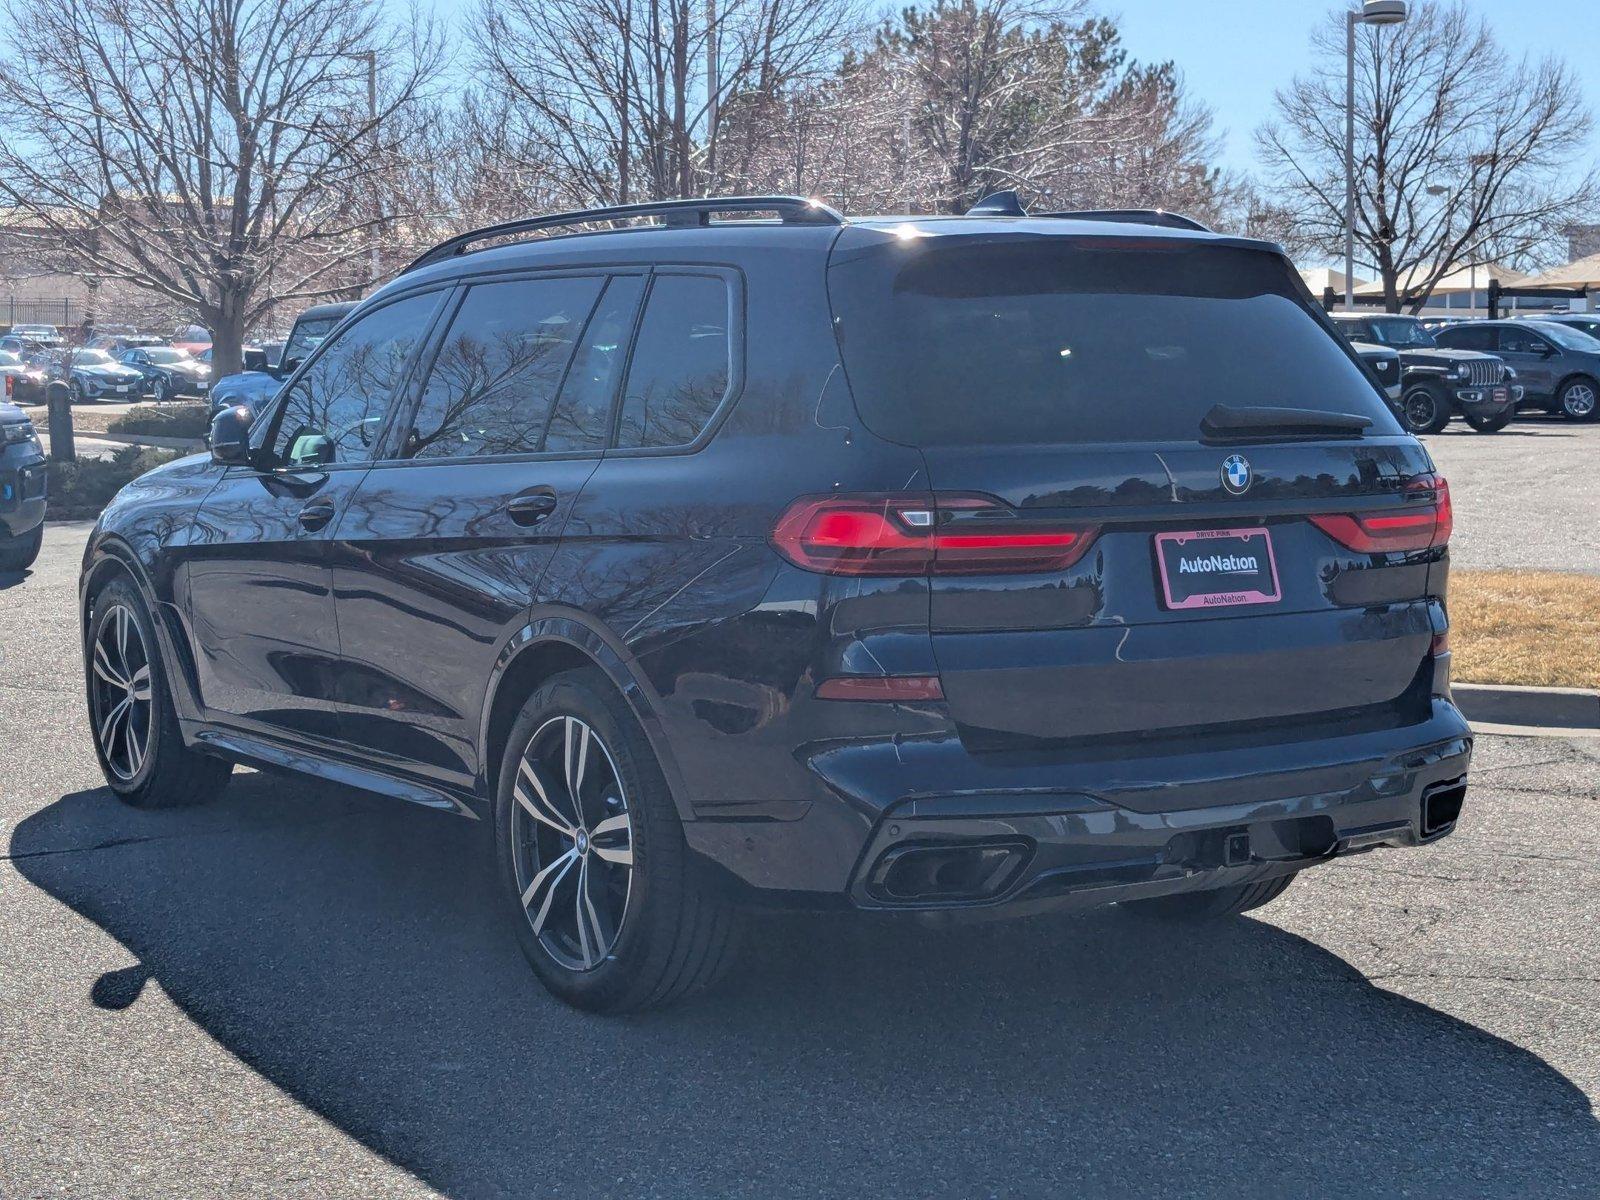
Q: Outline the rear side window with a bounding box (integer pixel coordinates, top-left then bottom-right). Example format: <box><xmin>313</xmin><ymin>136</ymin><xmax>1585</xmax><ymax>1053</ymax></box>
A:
<box><xmin>402</xmin><ymin>276</ymin><xmax>602</xmax><ymax>459</ymax></box>
<box><xmin>546</xmin><ymin>276</ymin><xmax>645</xmax><ymax>453</ymax></box>
<box><xmin>615</xmin><ymin>274</ymin><xmax>731</xmax><ymax>449</ymax></box>
<box><xmin>1437</xmin><ymin>325</ymin><xmax>1493</xmax><ymax>351</ymax></box>
<box><xmin>828</xmin><ymin>238</ymin><xmax>1401</xmax><ymax>447</ymax></box>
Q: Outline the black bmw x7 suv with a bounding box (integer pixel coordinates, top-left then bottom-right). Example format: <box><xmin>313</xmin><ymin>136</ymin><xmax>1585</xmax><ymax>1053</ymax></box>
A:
<box><xmin>79</xmin><ymin>195</ymin><xmax>1472</xmax><ymax>1012</ymax></box>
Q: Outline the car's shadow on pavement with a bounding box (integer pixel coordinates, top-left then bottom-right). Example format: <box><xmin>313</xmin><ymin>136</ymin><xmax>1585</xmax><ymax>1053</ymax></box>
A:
<box><xmin>14</xmin><ymin>775</ymin><xmax>1600</xmax><ymax>1198</ymax></box>
<box><xmin>0</xmin><ymin>567</ymin><xmax>31</xmax><ymax>589</ymax></box>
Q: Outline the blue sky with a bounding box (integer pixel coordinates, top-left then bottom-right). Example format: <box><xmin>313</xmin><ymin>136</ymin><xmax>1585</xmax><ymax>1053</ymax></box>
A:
<box><xmin>1111</xmin><ymin>0</ymin><xmax>1600</xmax><ymax>173</ymax></box>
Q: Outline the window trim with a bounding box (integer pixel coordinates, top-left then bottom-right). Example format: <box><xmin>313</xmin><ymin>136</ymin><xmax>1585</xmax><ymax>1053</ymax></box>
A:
<box><xmin>605</xmin><ymin>265</ymin><xmax>746</xmax><ymax>459</ymax></box>
<box><xmin>366</xmin><ymin>266</ymin><xmax>650</xmax><ymax>472</ymax></box>
<box><xmin>249</xmin><ymin>285</ymin><xmax>453</xmax><ymax>475</ymax></box>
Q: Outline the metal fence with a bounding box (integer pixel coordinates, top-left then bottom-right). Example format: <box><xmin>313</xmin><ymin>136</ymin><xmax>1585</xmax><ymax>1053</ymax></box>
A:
<box><xmin>0</xmin><ymin>297</ymin><xmax>81</xmax><ymax>330</ymax></box>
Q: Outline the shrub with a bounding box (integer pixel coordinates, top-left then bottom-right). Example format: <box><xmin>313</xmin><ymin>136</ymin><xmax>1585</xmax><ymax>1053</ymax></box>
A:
<box><xmin>48</xmin><ymin>445</ymin><xmax>182</xmax><ymax>518</ymax></box>
<box><xmin>105</xmin><ymin>402</ymin><xmax>209</xmax><ymax>440</ymax></box>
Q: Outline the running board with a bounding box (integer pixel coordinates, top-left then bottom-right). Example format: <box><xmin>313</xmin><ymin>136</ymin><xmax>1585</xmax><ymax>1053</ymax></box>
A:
<box><xmin>191</xmin><ymin>729</ymin><xmax>480</xmax><ymax>819</ymax></box>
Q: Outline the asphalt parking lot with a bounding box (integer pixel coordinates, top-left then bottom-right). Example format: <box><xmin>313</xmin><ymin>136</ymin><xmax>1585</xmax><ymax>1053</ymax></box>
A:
<box><xmin>1422</xmin><ymin>417</ymin><xmax>1600</xmax><ymax>573</ymax></box>
<box><xmin>4</xmin><ymin>501</ymin><xmax>1600</xmax><ymax>1197</ymax></box>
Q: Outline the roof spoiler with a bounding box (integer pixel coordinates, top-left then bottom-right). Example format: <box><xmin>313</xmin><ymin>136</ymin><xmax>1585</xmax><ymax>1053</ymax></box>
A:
<box><xmin>965</xmin><ymin>191</ymin><xmax>1212</xmax><ymax>233</ymax></box>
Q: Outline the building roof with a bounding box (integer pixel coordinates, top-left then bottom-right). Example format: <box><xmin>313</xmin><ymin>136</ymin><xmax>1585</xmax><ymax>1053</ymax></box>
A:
<box><xmin>1352</xmin><ymin>262</ymin><xmax>1524</xmax><ymax>297</ymax></box>
<box><xmin>1515</xmin><ymin>252</ymin><xmax>1600</xmax><ymax>290</ymax></box>
<box><xmin>1299</xmin><ymin>267</ymin><xmax>1369</xmax><ymax>294</ymax></box>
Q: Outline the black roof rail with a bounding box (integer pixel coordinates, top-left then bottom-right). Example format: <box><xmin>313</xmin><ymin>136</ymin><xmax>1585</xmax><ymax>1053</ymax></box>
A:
<box><xmin>1040</xmin><ymin>208</ymin><xmax>1213</xmax><ymax>233</ymax></box>
<box><xmin>401</xmin><ymin>195</ymin><xmax>845</xmax><ymax>276</ymax></box>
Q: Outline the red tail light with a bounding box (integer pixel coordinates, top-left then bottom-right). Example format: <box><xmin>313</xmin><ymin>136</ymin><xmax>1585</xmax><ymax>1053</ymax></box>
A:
<box><xmin>771</xmin><ymin>493</ymin><xmax>1098</xmax><ymax>576</ymax></box>
<box><xmin>1309</xmin><ymin>475</ymin><xmax>1452</xmax><ymax>553</ymax></box>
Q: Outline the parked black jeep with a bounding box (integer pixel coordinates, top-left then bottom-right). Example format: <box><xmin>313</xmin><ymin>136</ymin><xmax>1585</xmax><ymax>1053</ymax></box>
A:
<box><xmin>1332</xmin><ymin>313</ymin><xmax>1520</xmax><ymax>433</ymax></box>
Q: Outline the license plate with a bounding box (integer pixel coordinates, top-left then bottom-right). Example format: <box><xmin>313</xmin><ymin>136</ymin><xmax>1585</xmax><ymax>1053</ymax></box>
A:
<box><xmin>1491</xmin><ymin>387</ymin><xmax>1507</xmax><ymax>403</ymax></box>
<box><xmin>1154</xmin><ymin>527</ymin><xmax>1281</xmax><ymax>610</ymax></box>
<box><xmin>116</xmin><ymin>384</ymin><xmax>129</xmax><ymax>393</ymax></box>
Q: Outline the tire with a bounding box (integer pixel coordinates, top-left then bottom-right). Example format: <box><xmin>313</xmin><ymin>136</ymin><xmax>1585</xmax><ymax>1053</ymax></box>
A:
<box><xmin>0</xmin><ymin>523</ymin><xmax>42</xmax><ymax>571</ymax></box>
<box><xmin>1557</xmin><ymin>377</ymin><xmax>1598</xmax><ymax>421</ymax></box>
<box><xmin>151</xmin><ymin>376</ymin><xmax>169</xmax><ymax>402</ymax></box>
<box><xmin>1464</xmin><ymin>410</ymin><xmax>1512</xmax><ymax>433</ymax></box>
<box><xmin>1121</xmin><ymin>872</ymin><xmax>1297</xmax><ymax>921</ymax></box>
<box><xmin>493</xmin><ymin>668</ymin><xmax>740</xmax><ymax>1013</ymax></box>
<box><xmin>69</xmin><ymin>379</ymin><xmax>85</xmax><ymax>405</ymax></box>
<box><xmin>85</xmin><ymin>578</ymin><xmax>232</xmax><ymax>808</ymax></box>
<box><xmin>1401</xmin><ymin>384</ymin><xmax>1451</xmax><ymax>434</ymax></box>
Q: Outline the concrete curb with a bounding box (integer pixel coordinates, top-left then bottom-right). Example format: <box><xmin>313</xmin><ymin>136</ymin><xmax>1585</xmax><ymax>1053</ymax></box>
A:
<box><xmin>88</xmin><ymin>431</ymin><xmax>205</xmax><ymax>452</ymax></box>
<box><xmin>1453</xmin><ymin>682</ymin><xmax>1600</xmax><ymax>732</ymax></box>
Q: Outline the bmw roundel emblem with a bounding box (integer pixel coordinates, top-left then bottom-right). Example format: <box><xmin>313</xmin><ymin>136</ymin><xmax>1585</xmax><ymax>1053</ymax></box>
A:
<box><xmin>1221</xmin><ymin>454</ymin><xmax>1252</xmax><ymax>495</ymax></box>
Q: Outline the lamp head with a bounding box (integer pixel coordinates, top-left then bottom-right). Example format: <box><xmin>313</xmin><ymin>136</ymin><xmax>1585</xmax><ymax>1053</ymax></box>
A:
<box><xmin>1359</xmin><ymin>0</ymin><xmax>1409</xmax><ymax>25</ymax></box>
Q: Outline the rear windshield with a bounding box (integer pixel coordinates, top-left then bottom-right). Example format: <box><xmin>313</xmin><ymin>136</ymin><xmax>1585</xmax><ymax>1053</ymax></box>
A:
<box><xmin>828</xmin><ymin>236</ymin><xmax>1400</xmax><ymax>446</ymax></box>
<box><xmin>1350</xmin><ymin>316</ymin><xmax>1435</xmax><ymax>348</ymax></box>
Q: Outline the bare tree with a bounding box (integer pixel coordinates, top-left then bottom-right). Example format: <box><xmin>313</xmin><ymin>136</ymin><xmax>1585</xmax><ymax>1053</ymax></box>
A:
<box><xmin>472</xmin><ymin>0</ymin><xmax>862</xmax><ymax>205</ymax></box>
<box><xmin>0</xmin><ymin>0</ymin><xmax>441</xmax><ymax>373</ymax></box>
<box><xmin>721</xmin><ymin>0</ymin><xmax>1228</xmax><ymax>219</ymax></box>
<box><xmin>1256</xmin><ymin>0</ymin><xmax>1598</xmax><ymax>313</ymax></box>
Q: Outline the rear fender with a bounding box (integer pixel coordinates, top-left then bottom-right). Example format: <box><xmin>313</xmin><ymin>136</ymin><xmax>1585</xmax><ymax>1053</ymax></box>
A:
<box><xmin>477</xmin><ymin>615</ymin><xmax>694</xmax><ymax>823</ymax></box>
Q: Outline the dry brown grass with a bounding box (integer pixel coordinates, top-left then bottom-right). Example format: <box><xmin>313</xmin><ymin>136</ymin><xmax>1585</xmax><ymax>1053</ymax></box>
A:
<box><xmin>1450</xmin><ymin>570</ymin><xmax>1600</xmax><ymax>690</ymax></box>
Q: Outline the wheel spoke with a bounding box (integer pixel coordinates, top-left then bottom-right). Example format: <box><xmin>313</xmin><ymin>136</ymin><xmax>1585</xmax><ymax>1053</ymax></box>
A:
<box><xmin>589</xmin><ymin>811</ymin><xmax>633</xmax><ymax>866</ymax></box>
<box><xmin>564</xmin><ymin>717</ymin><xmax>590</xmax><ymax>810</ymax></box>
<box><xmin>130</xmin><ymin>664</ymin><xmax>152</xmax><ymax>702</ymax></box>
<box><xmin>98</xmin><ymin>694</ymin><xmax>131</xmax><ymax>748</ymax></box>
<box><xmin>523</xmin><ymin>847</ymin><xmax>578</xmax><ymax>934</ymax></box>
<box><xmin>578</xmin><ymin>853</ymin><xmax>617</xmax><ymax>966</ymax></box>
<box><xmin>515</xmin><ymin>760</ymin><xmax>576</xmax><ymax>836</ymax></box>
<box><xmin>114</xmin><ymin>605</ymin><xmax>130</xmax><ymax>664</ymax></box>
<box><xmin>93</xmin><ymin>641</ymin><xmax>127</xmax><ymax>688</ymax></box>
<box><xmin>125</xmin><ymin>708</ymin><xmax>146</xmax><ymax>776</ymax></box>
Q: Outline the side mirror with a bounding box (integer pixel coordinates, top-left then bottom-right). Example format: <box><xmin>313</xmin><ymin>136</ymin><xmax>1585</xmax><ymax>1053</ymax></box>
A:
<box><xmin>271</xmin><ymin>354</ymin><xmax>303</xmax><ymax>381</ymax></box>
<box><xmin>210</xmin><ymin>405</ymin><xmax>253</xmax><ymax>466</ymax></box>
<box><xmin>242</xmin><ymin>347</ymin><xmax>268</xmax><ymax>372</ymax></box>
<box><xmin>1541</xmin><ymin>343</ymin><xmax>1558</xmax><ymax>358</ymax></box>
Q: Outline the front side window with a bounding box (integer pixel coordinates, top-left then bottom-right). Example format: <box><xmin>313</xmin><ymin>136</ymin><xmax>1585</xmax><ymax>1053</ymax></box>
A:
<box><xmin>267</xmin><ymin>293</ymin><xmax>439</xmax><ymax>469</ymax></box>
<box><xmin>615</xmin><ymin>275</ymin><xmax>732</xmax><ymax>449</ymax></box>
<box><xmin>1497</xmin><ymin>327</ymin><xmax>1549</xmax><ymax>355</ymax></box>
<box><xmin>401</xmin><ymin>275</ymin><xmax>602</xmax><ymax>460</ymax></box>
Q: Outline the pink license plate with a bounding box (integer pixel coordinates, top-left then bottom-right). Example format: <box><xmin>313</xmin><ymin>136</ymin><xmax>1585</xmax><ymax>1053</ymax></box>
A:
<box><xmin>1154</xmin><ymin>527</ymin><xmax>1282</xmax><ymax>610</ymax></box>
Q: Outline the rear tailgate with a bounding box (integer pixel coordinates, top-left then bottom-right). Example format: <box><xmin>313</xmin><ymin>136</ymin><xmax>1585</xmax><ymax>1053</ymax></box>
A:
<box><xmin>919</xmin><ymin>438</ymin><xmax>1441</xmax><ymax>744</ymax></box>
<box><xmin>827</xmin><ymin>223</ymin><xmax>1447</xmax><ymax>750</ymax></box>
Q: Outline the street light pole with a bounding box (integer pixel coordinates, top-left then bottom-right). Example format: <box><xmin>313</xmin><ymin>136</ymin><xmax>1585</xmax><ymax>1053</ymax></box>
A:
<box><xmin>361</xmin><ymin>50</ymin><xmax>379</xmax><ymax>284</ymax></box>
<box><xmin>1344</xmin><ymin>0</ymin><xmax>1409</xmax><ymax>310</ymax></box>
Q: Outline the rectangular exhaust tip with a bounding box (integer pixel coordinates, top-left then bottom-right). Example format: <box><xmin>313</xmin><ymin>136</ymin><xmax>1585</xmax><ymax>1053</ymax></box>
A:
<box><xmin>1422</xmin><ymin>779</ymin><xmax>1467</xmax><ymax>837</ymax></box>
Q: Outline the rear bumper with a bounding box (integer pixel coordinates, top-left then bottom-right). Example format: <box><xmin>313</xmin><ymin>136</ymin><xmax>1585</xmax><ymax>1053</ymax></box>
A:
<box><xmin>690</xmin><ymin>698</ymin><xmax>1472</xmax><ymax>915</ymax></box>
